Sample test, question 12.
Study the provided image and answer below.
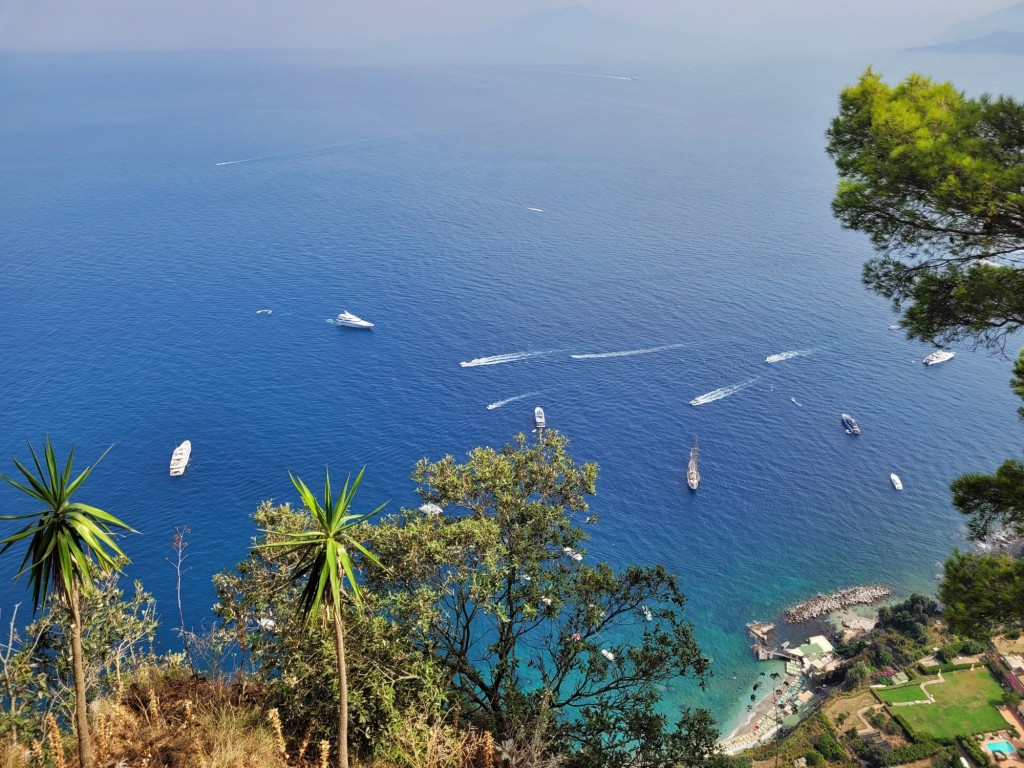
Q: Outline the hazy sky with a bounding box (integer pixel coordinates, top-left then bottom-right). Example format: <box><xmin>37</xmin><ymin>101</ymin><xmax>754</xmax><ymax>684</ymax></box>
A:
<box><xmin>0</xmin><ymin>0</ymin><xmax>1014</xmax><ymax>58</ymax></box>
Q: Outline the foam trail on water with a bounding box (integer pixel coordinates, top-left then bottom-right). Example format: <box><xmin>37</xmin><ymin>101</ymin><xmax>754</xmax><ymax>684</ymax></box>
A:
<box><xmin>765</xmin><ymin>348</ymin><xmax>815</xmax><ymax>364</ymax></box>
<box><xmin>486</xmin><ymin>392</ymin><xmax>540</xmax><ymax>410</ymax></box>
<box><xmin>460</xmin><ymin>351</ymin><xmax>555</xmax><ymax>368</ymax></box>
<box><xmin>571</xmin><ymin>343</ymin><xmax>684</xmax><ymax>360</ymax></box>
<box><xmin>545</xmin><ymin>70</ymin><xmax>635</xmax><ymax>81</ymax></box>
<box><xmin>690</xmin><ymin>378</ymin><xmax>759</xmax><ymax>406</ymax></box>
<box><xmin>216</xmin><ymin>137</ymin><xmax>386</xmax><ymax>167</ymax></box>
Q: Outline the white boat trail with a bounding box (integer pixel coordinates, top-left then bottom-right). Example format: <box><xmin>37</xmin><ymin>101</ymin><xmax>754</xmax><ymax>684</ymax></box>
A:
<box><xmin>460</xmin><ymin>350</ymin><xmax>555</xmax><ymax>368</ymax></box>
<box><xmin>546</xmin><ymin>70</ymin><xmax>636</xmax><ymax>81</ymax></box>
<box><xmin>216</xmin><ymin>136</ymin><xmax>386</xmax><ymax>166</ymax></box>
<box><xmin>571</xmin><ymin>343</ymin><xmax>684</xmax><ymax>360</ymax></box>
<box><xmin>689</xmin><ymin>378</ymin><xmax>759</xmax><ymax>406</ymax></box>
<box><xmin>765</xmin><ymin>348</ymin><xmax>815</xmax><ymax>364</ymax></box>
<box><xmin>791</xmin><ymin>397</ymin><xmax>801</xmax><ymax>406</ymax></box>
<box><xmin>486</xmin><ymin>392</ymin><xmax>540</xmax><ymax>410</ymax></box>
<box><xmin>526</xmin><ymin>207</ymin><xmax>544</xmax><ymax>212</ymax></box>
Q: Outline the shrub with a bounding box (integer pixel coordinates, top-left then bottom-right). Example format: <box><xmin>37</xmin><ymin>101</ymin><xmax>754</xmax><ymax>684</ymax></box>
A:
<box><xmin>884</xmin><ymin>740</ymin><xmax>940</xmax><ymax>764</ymax></box>
<box><xmin>917</xmin><ymin>661</ymin><xmax>977</xmax><ymax>675</ymax></box>
<box><xmin>815</xmin><ymin>732</ymin><xmax>845</xmax><ymax>761</ymax></box>
<box><xmin>957</xmin><ymin>735</ymin><xmax>992</xmax><ymax>766</ymax></box>
<box><xmin>889</xmin><ymin>712</ymin><xmax>916</xmax><ymax>741</ymax></box>
<box><xmin>806</xmin><ymin>750</ymin><xmax>825</xmax><ymax>765</ymax></box>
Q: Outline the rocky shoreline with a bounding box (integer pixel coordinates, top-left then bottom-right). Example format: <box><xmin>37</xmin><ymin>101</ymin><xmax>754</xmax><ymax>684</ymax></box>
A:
<box><xmin>784</xmin><ymin>584</ymin><xmax>892</xmax><ymax>624</ymax></box>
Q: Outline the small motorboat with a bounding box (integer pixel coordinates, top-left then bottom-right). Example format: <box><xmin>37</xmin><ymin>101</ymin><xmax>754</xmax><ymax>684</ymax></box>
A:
<box><xmin>890</xmin><ymin>473</ymin><xmax>903</xmax><ymax>491</ymax></box>
<box><xmin>841</xmin><ymin>413</ymin><xmax>861</xmax><ymax>436</ymax></box>
<box><xmin>534</xmin><ymin>406</ymin><xmax>546</xmax><ymax>429</ymax></box>
<box><xmin>335</xmin><ymin>311</ymin><xmax>374</xmax><ymax>329</ymax></box>
<box><xmin>169</xmin><ymin>440</ymin><xmax>191</xmax><ymax>477</ymax></box>
<box><xmin>923</xmin><ymin>349</ymin><xmax>954</xmax><ymax>365</ymax></box>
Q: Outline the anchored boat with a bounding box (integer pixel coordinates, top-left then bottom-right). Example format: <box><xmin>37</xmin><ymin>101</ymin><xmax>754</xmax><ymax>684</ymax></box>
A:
<box><xmin>169</xmin><ymin>440</ymin><xmax>191</xmax><ymax>477</ymax></box>
<box><xmin>923</xmin><ymin>349</ymin><xmax>954</xmax><ymax>365</ymax></box>
<box><xmin>687</xmin><ymin>438</ymin><xmax>700</xmax><ymax>490</ymax></box>
<box><xmin>335</xmin><ymin>310</ymin><xmax>374</xmax><ymax>329</ymax></box>
<box><xmin>534</xmin><ymin>406</ymin><xmax>546</xmax><ymax>430</ymax></box>
<box><xmin>841</xmin><ymin>413</ymin><xmax>861</xmax><ymax>436</ymax></box>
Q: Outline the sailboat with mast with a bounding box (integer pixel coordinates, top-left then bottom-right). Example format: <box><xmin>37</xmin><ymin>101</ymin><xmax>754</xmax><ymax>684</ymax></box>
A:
<box><xmin>687</xmin><ymin>438</ymin><xmax>700</xmax><ymax>491</ymax></box>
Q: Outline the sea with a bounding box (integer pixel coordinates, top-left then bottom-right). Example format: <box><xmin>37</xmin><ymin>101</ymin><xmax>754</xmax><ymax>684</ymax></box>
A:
<box><xmin>1</xmin><ymin>48</ymin><xmax>1022</xmax><ymax>733</ymax></box>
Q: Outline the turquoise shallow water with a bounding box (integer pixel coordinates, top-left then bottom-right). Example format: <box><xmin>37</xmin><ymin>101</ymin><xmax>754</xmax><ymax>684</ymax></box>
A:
<box><xmin>1</xmin><ymin>50</ymin><xmax>1022</xmax><ymax>729</ymax></box>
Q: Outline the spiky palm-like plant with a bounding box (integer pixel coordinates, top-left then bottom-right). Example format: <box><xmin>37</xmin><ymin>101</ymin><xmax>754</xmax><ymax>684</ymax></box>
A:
<box><xmin>0</xmin><ymin>438</ymin><xmax>133</xmax><ymax>768</ymax></box>
<box><xmin>262</xmin><ymin>467</ymin><xmax>384</xmax><ymax>768</ymax></box>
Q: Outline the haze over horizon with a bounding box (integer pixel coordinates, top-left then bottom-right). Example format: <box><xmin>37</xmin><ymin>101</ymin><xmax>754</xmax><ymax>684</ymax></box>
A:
<box><xmin>0</xmin><ymin>0</ymin><xmax>1015</xmax><ymax>62</ymax></box>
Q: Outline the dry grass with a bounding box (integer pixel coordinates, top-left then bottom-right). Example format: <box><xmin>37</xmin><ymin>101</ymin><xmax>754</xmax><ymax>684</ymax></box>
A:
<box><xmin>824</xmin><ymin>690</ymin><xmax>880</xmax><ymax>724</ymax></box>
<box><xmin>0</xmin><ymin>741</ymin><xmax>31</xmax><ymax>768</ymax></box>
<box><xmin>993</xmin><ymin>632</ymin><xmax>1024</xmax><ymax>655</ymax></box>
<box><xmin>11</xmin><ymin>666</ymin><xmax>506</xmax><ymax>768</ymax></box>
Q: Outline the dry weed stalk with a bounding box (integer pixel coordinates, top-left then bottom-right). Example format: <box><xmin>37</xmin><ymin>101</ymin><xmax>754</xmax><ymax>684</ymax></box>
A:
<box><xmin>267</xmin><ymin>708</ymin><xmax>288</xmax><ymax>764</ymax></box>
<box><xmin>178</xmin><ymin>699</ymin><xmax>195</xmax><ymax>734</ymax></box>
<box><xmin>478</xmin><ymin>731</ymin><xmax>494</xmax><ymax>768</ymax></box>
<box><xmin>296</xmin><ymin>722</ymin><xmax>315</xmax><ymax>763</ymax></box>
<box><xmin>318</xmin><ymin>740</ymin><xmax>330</xmax><ymax>768</ymax></box>
<box><xmin>147</xmin><ymin>686</ymin><xmax>160</xmax><ymax>722</ymax></box>
<box><xmin>29</xmin><ymin>740</ymin><xmax>43</xmax><ymax>767</ymax></box>
<box><xmin>43</xmin><ymin>714</ymin><xmax>66</xmax><ymax>768</ymax></box>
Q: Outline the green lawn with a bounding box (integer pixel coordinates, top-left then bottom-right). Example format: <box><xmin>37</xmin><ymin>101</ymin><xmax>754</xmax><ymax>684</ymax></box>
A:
<box><xmin>876</xmin><ymin>684</ymin><xmax>931</xmax><ymax>704</ymax></box>
<box><xmin>890</xmin><ymin>667</ymin><xmax>1007</xmax><ymax>739</ymax></box>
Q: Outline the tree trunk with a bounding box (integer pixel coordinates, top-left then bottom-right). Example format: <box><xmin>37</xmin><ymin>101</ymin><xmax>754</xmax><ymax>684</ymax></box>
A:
<box><xmin>69</xmin><ymin>584</ymin><xmax>94</xmax><ymax>768</ymax></box>
<box><xmin>332</xmin><ymin>602</ymin><xmax>349</xmax><ymax>768</ymax></box>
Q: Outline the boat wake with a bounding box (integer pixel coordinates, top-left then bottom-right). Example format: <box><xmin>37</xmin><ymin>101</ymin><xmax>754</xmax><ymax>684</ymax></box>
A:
<box><xmin>215</xmin><ymin>136</ymin><xmax>388</xmax><ymax>167</ymax></box>
<box><xmin>765</xmin><ymin>349</ymin><xmax>815</xmax><ymax>364</ymax></box>
<box><xmin>571</xmin><ymin>343</ymin><xmax>684</xmax><ymax>360</ymax></box>
<box><xmin>486</xmin><ymin>392</ymin><xmax>539</xmax><ymax>410</ymax></box>
<box><xmin>791</xmin><ymin>397</ymin><xmax>801</xmax><ymax>407</ymax></box>
<box><xmin>460</xmin><ymin>351</ymin><xmax>555</xmax><ymax>368</ymax></box>
<box><xmin>526</xmin><ymin>207</ymin><xmax>543</xmax><ymax>212</ymax></box>
<box><xmin>689</xmin><ymin>378</ymin><xmax>758</xmax><ymax>406</ymax></box>
<box><xmin>547</xmin><ymin>70</ymin><xmax>635</xmax><ymax>81</ymax></box>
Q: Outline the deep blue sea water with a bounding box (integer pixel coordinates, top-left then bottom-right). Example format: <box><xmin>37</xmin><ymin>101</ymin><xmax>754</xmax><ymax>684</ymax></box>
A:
<box><xmin>1</xmin><ymin>49</ymin><xmax>1022</xmax><ymax>730</ymax></box>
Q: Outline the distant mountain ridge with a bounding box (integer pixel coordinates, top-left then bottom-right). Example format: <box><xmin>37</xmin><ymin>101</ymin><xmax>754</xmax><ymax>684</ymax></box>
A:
<box><xmin>913</xmin><ymin>1</ymin><xmax>1024</xmax><ymax>54</ymax></box>
<box><xmin>910</xmin><ymin>31</ymin><xmax>1024</xmax><ymax>55</ymax></box>
<box><xmin>931</xmin><ymin>1</ymin><xmax>1024</xmax><ymax>43</ymax></box>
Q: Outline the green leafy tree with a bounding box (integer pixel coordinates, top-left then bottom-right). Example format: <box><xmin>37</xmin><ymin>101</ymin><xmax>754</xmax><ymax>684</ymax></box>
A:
<box><xmin>939</xmin><ymin>550</ymin><xmax>1024</xmax><ymax>636</ymax></box>
<box><xmin>0</xmin><ymin>567</ymin><xmax>156</xmax><ymax>743</ymax></box>
<box><xmin>0</xmin><ymin>439</ymin><xmax>133</xmax><ymax>768</ymax></box>
<box><xmin>826</xmin><ymin>68</ymin><xmax>1024</xmax><ymax>352</ymax></box>
<box><xmin>876</xmin><ymin>593</ymin><xmax>939</xmax><ymax>644</ymax></box>
<box><xmin>213</xmin><ymin>500</ymin><xmax>449</xmax><ymax>762</ymax></box>
<box><xmin>259</xmin><ymin>469</ymin><xmax>384</xmax><ymax>768</ymax></box>
<box><xmin>364</xmin><ymin>431</ymin><xmax>718</xmax><ymax>767</ymax></box>
<box><xmin>828</xmin><ymin>72</ymin><xmax>1024</xmax><ymax>626</ymax></box>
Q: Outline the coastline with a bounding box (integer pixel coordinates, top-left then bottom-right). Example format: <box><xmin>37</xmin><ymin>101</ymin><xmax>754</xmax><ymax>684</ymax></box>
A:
<box><xmin>720</xmin><ymin>595</ymin><xmax>889</xmax><ymax>754</ymax></box>
<box><xmin>719</xmin><ymin>671</ymin><xmax>796</xmax><ymax>755</ymax></box>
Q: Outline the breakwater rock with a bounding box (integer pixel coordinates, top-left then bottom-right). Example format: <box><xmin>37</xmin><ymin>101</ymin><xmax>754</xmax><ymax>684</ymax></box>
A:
<box><xmin>784</xmin><ymin>584</ymin><xmax>891</xmax><ymax>624</ymax></box>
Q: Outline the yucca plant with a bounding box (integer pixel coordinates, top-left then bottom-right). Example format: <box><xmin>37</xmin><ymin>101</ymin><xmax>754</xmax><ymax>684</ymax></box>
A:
<box><xmin>261</xmin><ymin>467</ymin><xmax>385</xmax><ymax>768</ymax></box>
<box><xmin>0</xmin><ymin>438</ymin><xmax>134</xmax><ymax>768</ymax></box>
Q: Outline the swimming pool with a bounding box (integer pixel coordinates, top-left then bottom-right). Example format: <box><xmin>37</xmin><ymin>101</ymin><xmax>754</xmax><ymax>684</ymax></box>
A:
<box><xmin>987</xmin><ymin>741</ymin><xmax>1017</xmax><ymax>754</ymax></box>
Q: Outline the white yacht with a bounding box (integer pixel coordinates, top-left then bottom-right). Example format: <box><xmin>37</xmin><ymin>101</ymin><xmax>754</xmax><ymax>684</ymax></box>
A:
<box><xmin>923</xmin><ymin>349</ymin><xmax>954</xmax><ymax>365</ymax></box>
<box><xmin>890</xmin><ymin>473</ymin><xmax>903</xmax><ymax>491</ymax></box>
<box><xmin>687</xmin><ymin>438</ymin><xmax>700</xmax><ymax>491</ymax></box>
<box><xmin>169</xmin><ymin>440</ymin><xmax>191</xmax><ymax>477</ymax></box>
<box><xmin>534</xmin><ymin>406</ymin><xmax>546</xmax><ymax>429</ymax></box>
<box><xmin>335</xmin><ymin>311</ymin><xmax>374</xmax><ymax>329</ymax></box>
